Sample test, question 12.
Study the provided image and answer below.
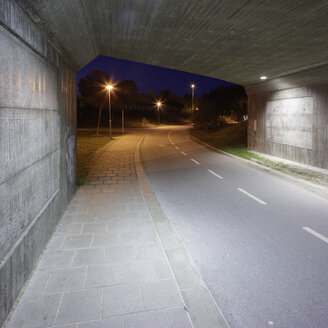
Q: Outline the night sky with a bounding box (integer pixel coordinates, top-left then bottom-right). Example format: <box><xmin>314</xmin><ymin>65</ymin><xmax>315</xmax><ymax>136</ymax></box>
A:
<box><xmin>77</xmin><ymin>55</ymin><xmax>234</xmax><ymax>98</ymax></box>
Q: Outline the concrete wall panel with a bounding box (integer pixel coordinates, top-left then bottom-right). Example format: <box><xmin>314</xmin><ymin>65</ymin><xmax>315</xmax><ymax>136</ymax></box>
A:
<box><xmin>0</xmin><ymin>1</ymin><xmax>76</xmax><ymax>326</ymax></box>
<box><xmin>0</xmin><ymin>108</ymin><xmax>59</xmax><ymax>185</ymax></box>
<box><xmin>0</xmin><ymin>27</ymin><xmax>58</xmax><ymax>110</ymax></box>
<box><xmin>265</xmin><ymin>97</ymin><xmax>313</xmax><ymax>149</ymax></box>
<box><xmin>246</xmin><ymin>67</ymin><xmax>328</xmax><ymax>169</ymax></box>
<box><xmin>0</xmin><ymin>0</ymin><xmax>58</xmax><ymax>65</ymax></box>
<box><xmin>0</xmin><ymin>150</ymin><xmax>59</xmax><ymax>259</ymax></box>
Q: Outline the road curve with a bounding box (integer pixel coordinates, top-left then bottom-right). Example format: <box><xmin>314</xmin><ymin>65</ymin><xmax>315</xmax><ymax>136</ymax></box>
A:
<box><xmin>139</xmin><ymin>125</ymin><xmax>328</xmax><ymax>328</ymax></box>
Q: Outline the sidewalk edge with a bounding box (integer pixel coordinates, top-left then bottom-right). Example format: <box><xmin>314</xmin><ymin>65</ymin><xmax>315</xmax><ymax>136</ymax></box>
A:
<box><xmin>134</xmin><ymin>136</ymin><xmax>230</xmax><ymax>328</ymax></box>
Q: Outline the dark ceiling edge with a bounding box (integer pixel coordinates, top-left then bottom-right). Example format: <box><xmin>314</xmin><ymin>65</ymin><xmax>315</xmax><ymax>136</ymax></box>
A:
<box><xmin>246</xmin><ymin>62</ymin><xmax>328</xmax><ymax>95</ymax></box>
<box><xmin>248</xmin><ymin>59</ymin><xmax>328</xmax><ymax>86</ymax></box>
<box><xmin>13</xmin><ymin>0</ymin><xmax>328</xmax><ymax>90</ymax></box>
<box><xmin>15</xmin><ymin>0</ymin><xmax>79</xmax><ymax>71</ymax></box>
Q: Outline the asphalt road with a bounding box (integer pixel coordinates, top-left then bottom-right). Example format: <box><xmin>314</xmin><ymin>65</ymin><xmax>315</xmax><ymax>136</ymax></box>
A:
<box><xmin>139</xmin><ymin>125</ymin><xmax>328</xmax><ymax>328</ymax></box>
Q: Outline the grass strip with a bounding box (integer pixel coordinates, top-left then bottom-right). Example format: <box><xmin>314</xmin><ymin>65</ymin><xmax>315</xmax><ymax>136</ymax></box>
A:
<box><xmin>190</xmin><ymin>122</ymin><xmax>327</xmax><ymax>186</ymax></box>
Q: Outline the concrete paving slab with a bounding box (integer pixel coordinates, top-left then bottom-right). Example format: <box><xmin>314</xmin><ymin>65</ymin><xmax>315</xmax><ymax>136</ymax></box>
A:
<box><xmin>92</xmin><ymin>233</ymin><xmax>119</xmax><ymax>247</ymax></box>
<box><xmin>46</xmin><ymin>235</ymin><xmax>66</xmax><ymax>250</ymax></box>
<box><xmin>81</xmin><ymin>223</ymin><xmax>106</xmax><ymax>234</ymax></box>
<box><xmin>38</xmin><ymin>250</ymin><xmax>75</xmax><ymax>270</ymax></box>
<box><xmin>85</xmin><ymin>264</ymin><xmax>121</xmax><ymax>288</ymax></box>
<box><xmin>5</xmin><ymin>293</ymin><xmax>61</xmax><ymax>328</ymax></box>
<box><xmin>73</xmin><ymin>248</ymin><xmax>105</xmax><ymax>266</ymax></box>
<box><xmin>124</xmin><ymin>310</ymin><xmax>168</xmax><ymax>328</ymax></box>
<box><xmin>153</xmin><ymin>259</ymin><xmax>174</xmax><ymax>280</ymax></box>
<box><xmin>71</xmin><ymin>214</ymin><xmax>97</xmax><ymax>224</ymax></box>
<box><xmin>166</xmin><ymin>307</ymin><xmax>193</xmax><ymax>328</ymax></box>
<box><xmin>78</xmin><ymin>317</ymin><xmax>123</xmax><ymax>328</ymax></box>
<box><xmin>56</xmin><ymin>289</ymin><xmax>102</xmax><ymax>325</ymax></box>
<box><xmin>135</xmin><ymin>243</ymin><xmax>165</xmax><ymax>261</ymax></box>
<box><xmin>142</xmin><ymin>279</ymin><xmax>184</xmax><ymax>310</ymax></box>
<box><xmin>46</xmin><ymin>267</ymin><xmax>86</xmax><ymax>293</ymax></box>
<box><xmin>24</xmin><ymin>270</ymin><xmax>51</xmax><ymax>293</ymax></box>
<box><xmin>105</xmin><ymin>246</ymin><xmax>137</xmax><ymax>263</ymax></box>
<box><xmin>54</xmin><ymin>223</ymin><xmax>83</xmax><ymax>235</ymax></box>
<box><xmin>102</xmin><ymin>284</ymin><xmax>144</xmax><ymax>317</ymax></box>
<box><xmin>62</xmin><ymin>234</ymin><xmax>93</xmax><ymax>249</ymax></box>
<box><xmin>121</xmin><ymin>260</ymin><xmax>157</xmax><ymax>284</ymax></box>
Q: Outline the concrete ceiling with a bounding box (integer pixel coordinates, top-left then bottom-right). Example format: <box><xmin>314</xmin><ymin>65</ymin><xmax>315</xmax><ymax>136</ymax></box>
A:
<box><xmin>16</xmin><ymin>0</ymin><xmax>328</xmax><ymax>85</ymax></box>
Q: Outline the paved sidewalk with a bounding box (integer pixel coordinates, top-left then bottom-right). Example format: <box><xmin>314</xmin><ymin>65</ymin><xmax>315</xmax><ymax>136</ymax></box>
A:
<box><xmin>4</xmin><ymin>134</ymin><xmax>193</xmax><ymax>328</ymax></box>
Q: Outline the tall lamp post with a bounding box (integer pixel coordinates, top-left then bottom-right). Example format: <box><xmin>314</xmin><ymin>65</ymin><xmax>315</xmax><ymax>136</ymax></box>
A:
<box><xmin>191</xmin><ymin>83</ymin><xmax>195</xmax><ymax>113</ymax></box>
<box><xmin>106</xmin><ymin>85</ymin><xmax>113</xmax><ymax>139</ymax></box>
<box><xmin>156</xmin><ymin>101</ymin><xmax>162</xmax><ymax>125</ymax></box>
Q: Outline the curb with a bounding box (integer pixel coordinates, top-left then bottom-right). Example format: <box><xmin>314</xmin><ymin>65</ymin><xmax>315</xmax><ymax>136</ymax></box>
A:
<box><xmin>189</xmin><ymin>135</ymin><xmax>328</xmax><ymax>200</ymax></box>
<box><xmin>134</xmin><ymin>136</ymin><xmax>230</xmax><ymax>328</ymax></box>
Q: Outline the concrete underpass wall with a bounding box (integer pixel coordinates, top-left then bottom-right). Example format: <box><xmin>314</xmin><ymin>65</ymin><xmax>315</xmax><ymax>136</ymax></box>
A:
<box><xmin>246</xmin><ymin>66</ymin><xmax>328</xmax><ymax>169</ymax></box>
<box><xmin>0</xmin><ymin>0</ymin><xmax>76</xmax><ymax>326</ymax></box>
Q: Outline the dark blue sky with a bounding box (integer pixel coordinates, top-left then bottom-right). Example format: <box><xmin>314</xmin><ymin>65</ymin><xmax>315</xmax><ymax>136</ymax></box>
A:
<box><xmin>77</xmin><ymin>55</ymin><xmax>234</xmax><ymax>98</ymax></box>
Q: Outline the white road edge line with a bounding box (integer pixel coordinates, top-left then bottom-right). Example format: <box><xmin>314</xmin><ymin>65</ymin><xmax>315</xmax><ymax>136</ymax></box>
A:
<box><xmin>237</xmin><ymin>188</ymin><xmax>267</xmax><ymax>205</ymax></box>
<box><xmin>302</xmin><ymin>227</ymin><xmax>328</xmax><ymax>243</ymax></box>
<box><xmin>181</xmin><ymin>151</ymin><xmax>187</xmax><ymax>156</ymax></box>
<box><xmin>191</xmin><ymin>158</ymin><xmax>200</xmax><ymax>165</ymax></box>
<box><xmin>208</xmin><ymin>169</ymin><xmax>223</xmax><ymax>179</ymax></box>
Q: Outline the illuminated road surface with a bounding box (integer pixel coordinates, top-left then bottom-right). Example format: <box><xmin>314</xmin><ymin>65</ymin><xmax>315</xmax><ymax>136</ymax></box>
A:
<box><xmin>139</xmin><ymin>125</ymin><xmax>328</xmax><ymax>328</ymax></box>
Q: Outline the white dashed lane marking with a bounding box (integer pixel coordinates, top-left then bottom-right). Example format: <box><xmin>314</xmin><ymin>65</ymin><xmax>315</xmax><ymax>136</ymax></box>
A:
<box><xmin>237</xmin><ymin>188</ymin><xmax>267</xmax><ymax>205</ymax></box>
<box><xmin>181</xmin><ymin>151</ymin><xmax>187</xmax><ymax>156</ymax></box>
<box><xmin>208</xmin><ymin>169</ymin><xmax>223</xmax><ymax>179</ymax></box>
<box><xmin>191</xmin><ymin>158</ymin><xmax>200</xmax><ymax>165</ymax></box>
<box><xmin>303</xmin><ymin>227</ymin><xmax>328</xmax><ymax>243</ymax></box>
<box><xmin>175</xmin><ymin>146</ymin><xmax>180</xmax><ymax>150</ymax></box>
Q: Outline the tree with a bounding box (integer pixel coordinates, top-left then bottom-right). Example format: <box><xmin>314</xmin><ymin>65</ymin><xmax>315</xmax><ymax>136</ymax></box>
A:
<box><xmin>78</xmin><ymin>70</ymin><xmax>109</xmax><ymax>133</ymax></box>
<box><xmin>158</xmin><ymin>90</ymin><xmax>184</xmax><ymax>123</ymax></box>
<box><xmin>194</xmin><ymin>84</ymin><xmax>247</xmax><ymax>129</ymax></box>
<box><xmin>78</xmin><ymin>70</ymin><xmax>108</xmax><ymax>107</ymax></box>
<box><xmin>194</xmin><ymin>99</ymin><xmax>218</xmax><ymax>130</ymax></box>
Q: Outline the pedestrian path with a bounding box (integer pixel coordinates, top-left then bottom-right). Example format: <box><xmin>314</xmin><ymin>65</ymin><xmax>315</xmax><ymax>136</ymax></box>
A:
<box><xmin>4</xmin><ymin>134</ymin><xmax>193</xmax><ymax>328</ymax></box>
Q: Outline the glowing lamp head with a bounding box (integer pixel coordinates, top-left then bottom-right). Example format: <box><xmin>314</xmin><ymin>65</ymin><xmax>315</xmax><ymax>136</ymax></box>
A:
<box><xmin>157</xmin><ymin>101</ymin><xmax>162</xmax><ymax>107</ymax></box>
<box><xmin>106</xmin><ymin>85</ymin><xmax>113</xmax><ymax>90</ymax></box>
<box><xmin>191</xmin><ymin>84</ymin><xmax>195</xmax><ymax>89</ymax></box>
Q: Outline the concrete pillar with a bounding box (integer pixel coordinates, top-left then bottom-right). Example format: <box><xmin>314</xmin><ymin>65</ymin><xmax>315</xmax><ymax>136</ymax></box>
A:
<box><xmin>0</xmin><ymin>0</ymin><xmax>76</xmax><ymax>325</ymax></box>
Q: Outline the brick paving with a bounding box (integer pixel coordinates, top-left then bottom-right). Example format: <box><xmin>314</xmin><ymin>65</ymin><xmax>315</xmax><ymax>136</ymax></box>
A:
<box><xmin>4</xmin><ymin>134</ymin><xmax>193</xmax><ymax>328</ymax></box>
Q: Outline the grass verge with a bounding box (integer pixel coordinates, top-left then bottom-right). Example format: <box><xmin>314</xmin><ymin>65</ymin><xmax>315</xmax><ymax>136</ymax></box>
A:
<box><xmin>190</xmin><ymin>121</ymin><xmax>327</xmax><ymax>186</ymax></box>
<box><xmin>76</xmin><ymin>131</ymin><xmax>118</xmax><ymax>186</ymax></box>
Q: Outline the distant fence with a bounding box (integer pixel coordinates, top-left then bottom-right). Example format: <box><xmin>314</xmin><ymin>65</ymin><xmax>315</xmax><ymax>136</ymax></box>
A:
<box><xmin>123</xmin><ymin>104</ymin><xmax>154</xmax><ymax>112</ymax></box>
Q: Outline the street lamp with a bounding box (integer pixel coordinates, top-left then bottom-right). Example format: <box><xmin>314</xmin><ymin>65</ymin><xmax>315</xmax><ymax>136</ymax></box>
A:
<box><xmin>106</xmin><ymin>85</ymin><xmax>113</xmax><ymax>139</ymax></box>
<box><xmin>156</xmin><ymin>101</ymin><xmax>162</xmax><ymax>125</ymax></box>
<box><xmin>191</xmin><ymin>83</ymin><xmax>195</xmax><ymax>113</ymax></box>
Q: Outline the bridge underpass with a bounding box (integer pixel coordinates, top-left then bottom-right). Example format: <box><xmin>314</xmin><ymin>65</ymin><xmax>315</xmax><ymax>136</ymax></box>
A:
<box><xmin>1</xmin><ymin>0</ymin><xmax>328</xmax><ymax>326</ymax></box>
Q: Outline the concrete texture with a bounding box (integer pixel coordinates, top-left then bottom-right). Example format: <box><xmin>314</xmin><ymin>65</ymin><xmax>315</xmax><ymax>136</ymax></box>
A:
<box><xmin>12</xmin><ymin>0</ymin><xmax>328</xmax><ymax>169</ymax></box>
<box><xmin>246</xmin><ymin>68</ymin><xmax>328</xmax><ymax>169</ymax></box>
<box><xmin>13</xmin><ymin>0</ymin><xmax>328</xmax><ymax>86</ymax></box>
<box><xmin>0</xmin><ymin>0</ymin><xmax>76</xmax><ymax>326</ymax></box>
<box><xmin>3</xmin><ymin>133</ymin><xmax>196</xmax><ymax>328</ymax></box>
<box><xmin>1</xmin><ymin>0</ymin><xmax>328</xmax><ymax>325</ymax></box>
